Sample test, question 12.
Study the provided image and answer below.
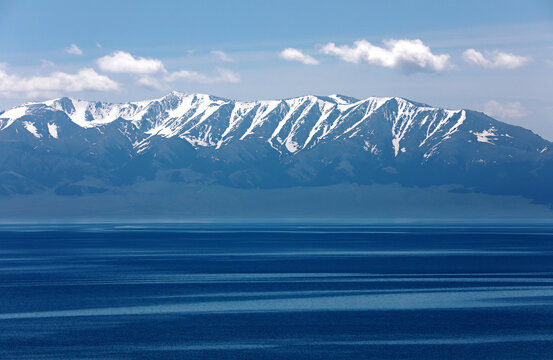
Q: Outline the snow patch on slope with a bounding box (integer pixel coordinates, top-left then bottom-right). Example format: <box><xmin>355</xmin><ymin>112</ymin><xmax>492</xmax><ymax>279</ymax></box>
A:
<box><xmin>22</xmin><ymin>121</ymin><xmax>41</xmax><ymax>138</ymax></box>
<box><xmin>443</xmin><ymin>110</ymin><xmax>466</xmax><ymax>139</ymax></box>
<box><xmin>47</xmin><ymin>123</ymin><xmax>58</xmax><ymax>138</ymax></box>
<box><xmin>240</xmin><ymin>101</ymin><xmax>280</xmax><ymax>140</ymax></box>
<box><xmin>0</xmin><ymin>106</ymin><xmax>28</xmax><ymax>129</ymax></box>
<box><xmin>473</xmin><ymin>128</ymin><xmax>498</xmax><ymax>144</ymax></box>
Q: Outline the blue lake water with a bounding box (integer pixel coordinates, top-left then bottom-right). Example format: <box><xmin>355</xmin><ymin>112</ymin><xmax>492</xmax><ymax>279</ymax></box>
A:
<box><xmin>1</xmin><ymin>224</ymin><xmax>553</xmax><ymax>359</ymax></box>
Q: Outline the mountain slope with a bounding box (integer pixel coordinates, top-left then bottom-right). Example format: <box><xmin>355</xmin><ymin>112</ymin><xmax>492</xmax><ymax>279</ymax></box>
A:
<box><xmin>1</xmin><ymin>91</ymin><xmax>552</xmax><ymax>205</ymax></box>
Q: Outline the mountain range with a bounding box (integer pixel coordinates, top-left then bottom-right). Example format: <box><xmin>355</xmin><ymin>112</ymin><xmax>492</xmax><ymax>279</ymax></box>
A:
<box><xmin>1</xmin><ymin>91</ymin><xmax>552</xmax><ymax>217</ymax></box>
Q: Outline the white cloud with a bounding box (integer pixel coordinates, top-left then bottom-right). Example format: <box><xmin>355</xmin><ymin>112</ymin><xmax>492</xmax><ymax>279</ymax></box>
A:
<box><xmin>96</xmin><ymin>42</ymin><xmax>102</xmax><ymax>49</ymax></box>
<box><xmin>463</xmin><ymin>49</ymin><xmax>530</xmax><ymax>69</ymax></box>
<box><xmin>137</xmin><ymin>67</ymin><xmax>240</xmax><ymax>89</ymax></box>
<box><xmin>279</xmin><ymin>48</ymin><xmax>319</xmax><ymax>65</ymax></box>
<box><xmin>96</xmin><ymin>50</ymin><xmax>238</xmax><ymax>86</ymax></box>
<box><xmin>97</xmin><ymin>51</ymin><xmax>166</xmax><ymax>74</ymax></box>
<box><xmin>0</xmin><ymin>67</ymin><xmax>119</xmax><ymax>97</ymax></box>
<box><xmin>137</xmin><ymin>76</ymin><xmax>166</xmax><ymax>90</ymax></box>
<box><xmin>65</xmin><ymin>44</ymin><xmax>83</xmax><ymax>56</ymax></box>
<box><xmin>164</xmin><ymin>67</ymin><xmax>240</xmax><ymax>83</ymax></box>
<box><xmin>211</xmin><ymin>50</ymin><xmax>233</xmax><ymax>62</ymax></box>
<box><xmin>482</xmin><ymin>100</ymin><xmax>528</xmax><ymax>119</ymax></box>
<box><xmin>321</xmin><ymin>39</ymin><xmax>451</xmax><ymax>73</ymax></box>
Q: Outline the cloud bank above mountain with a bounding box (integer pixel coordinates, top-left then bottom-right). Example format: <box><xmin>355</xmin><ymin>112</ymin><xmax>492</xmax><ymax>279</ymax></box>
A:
<box><xmin>0</xmin><ymin>66</ymin><xmax>119</xmax><ymax>97</ymax></box>
<box><xmin>321</xmin><ymin>39</ymin><xmax>452</xmax><ymax>73</ymax></box>
<box><xmin>0</xmin><ymin>38</ymin><xmax>536</xmax><ymax>101</ymax></box>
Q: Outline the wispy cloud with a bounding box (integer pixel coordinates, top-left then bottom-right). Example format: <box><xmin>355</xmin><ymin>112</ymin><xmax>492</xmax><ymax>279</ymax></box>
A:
<box><xmin>279</xmin><ymin>48</ymin><xmax>319</xmax><ymax>65</ymax></box>
<box><xmin>164</xmin><ymin>67</ymin><xmax>240</xmax><ymax>84</ymax></box>
<box><xmin>97</xmin><ymin>51</ymin><xmax>166</xmax><ymax>74</ymax></box>
<box><xmin>137</xmin><ymin>76</ymin><xmax>165</xmax><ymax>90</ymax></box>
<box><xmin>65</xmin><ymin>44</ymin><xmax>83</xmax><ymax>56</ymax></box>
<box><xmin>0</xmin><ymin>67</ymin><xmax>119</xmax><ymax>97</ymax></box>
<box><xmin>482</xmin><ymin>100</ymin><xmax>528</xmax><ymax>119</ymax></box>
<box><xmin>211</xmin><ymin>50</ymin><xmax>233</xmax><ymax>62</ymax></box>
<box><xmin>463</xmin><ymin>49</ymin><xmax>530</xmax><ymax>69</ymax></box>
<box><xmin>321</xmin><ymin>39</ymin><xmax>451</xmax><ymax>73</ymax></box>
<box><xmin>40</xmin><ymin>59</ymin><xmax>55</xmax><ymax>68</ymax></box>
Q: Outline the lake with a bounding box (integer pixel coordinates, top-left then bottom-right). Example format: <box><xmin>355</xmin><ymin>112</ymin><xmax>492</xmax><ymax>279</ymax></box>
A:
<box><xmin>1</xmin><ymin>223</ymin><xmax>553</xmax><ymax>359</ymax></box>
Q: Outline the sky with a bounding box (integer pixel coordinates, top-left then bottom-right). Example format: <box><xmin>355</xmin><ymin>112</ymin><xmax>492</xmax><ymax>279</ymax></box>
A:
<box><xmin>1</xmin><ymin>0</ymin><xmax>553</xmax><ymax>138</ymax></box>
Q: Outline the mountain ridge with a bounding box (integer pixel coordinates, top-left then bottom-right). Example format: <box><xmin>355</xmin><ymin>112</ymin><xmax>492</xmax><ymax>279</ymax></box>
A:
<box><xmin>1</xmin><ymin>92</ymin><xmax>552</xmax><ymax>208</ymax></box>
<box><xmin>3</xmin><ymin>91</ymin><xmax>545</xmax><ymax>156</ymax></box>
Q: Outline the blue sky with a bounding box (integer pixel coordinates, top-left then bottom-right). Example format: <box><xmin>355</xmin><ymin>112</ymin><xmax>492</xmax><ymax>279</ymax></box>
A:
<box><xmin>1</xmin><ymin>0</ymin><xmax>553</xmax><ymax>138</ymax></box>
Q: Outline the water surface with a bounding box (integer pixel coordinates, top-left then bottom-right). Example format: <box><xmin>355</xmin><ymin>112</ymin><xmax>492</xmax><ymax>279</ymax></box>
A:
<box><xmin>1</xmin><ymin>224</ymin><xmax>553</xmax><ymax>359</ymax></box>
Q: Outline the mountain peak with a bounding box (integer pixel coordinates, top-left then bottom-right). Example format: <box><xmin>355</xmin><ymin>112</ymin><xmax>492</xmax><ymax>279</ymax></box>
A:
<box><xmin>328</xmin><ymin>94</ymin><xmax>360</xmax><ymax>104</ymax></box>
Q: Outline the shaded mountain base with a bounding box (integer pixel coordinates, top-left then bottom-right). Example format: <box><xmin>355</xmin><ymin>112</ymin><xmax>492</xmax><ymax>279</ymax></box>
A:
<box><xmin>0</xmin><ymin>183</ymin><xmax>551</xmax><ymax>221</ymax></box>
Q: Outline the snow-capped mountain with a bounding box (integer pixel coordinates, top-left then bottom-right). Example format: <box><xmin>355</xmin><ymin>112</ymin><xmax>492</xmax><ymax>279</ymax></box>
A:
<box><xmin>1</xmin><ymin>91</ymin><xmax>552</xmax><ymax>204</ymax></box>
